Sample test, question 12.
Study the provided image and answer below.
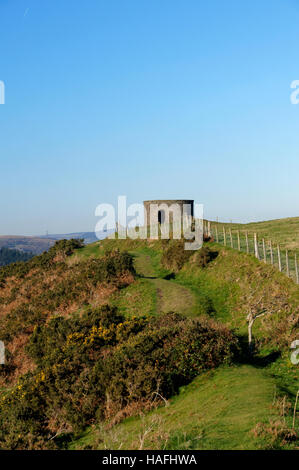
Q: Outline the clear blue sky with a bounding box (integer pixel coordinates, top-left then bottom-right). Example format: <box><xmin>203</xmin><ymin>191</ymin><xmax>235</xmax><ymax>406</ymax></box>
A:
<box><xmin>1</xmin><ymin>0</ymin><xmax>299</xmax><ymax>235</ymax></box>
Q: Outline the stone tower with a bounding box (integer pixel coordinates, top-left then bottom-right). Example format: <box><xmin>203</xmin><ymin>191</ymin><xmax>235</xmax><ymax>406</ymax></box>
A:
<box><xmin>143</xmin><ymin>199</ymin><xmax>194</xmax><ymax>226</ymax></box>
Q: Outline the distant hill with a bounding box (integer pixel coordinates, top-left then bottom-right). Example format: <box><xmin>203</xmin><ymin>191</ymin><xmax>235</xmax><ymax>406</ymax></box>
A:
<box><xmin>0</xmin><ymin>247</ymin><xmax>34</xmax><ymax>266</ymax></box>
<box><xmin>0</xmin><ymin>236</ymin><xmax>56</xmax><ymax>255</ymax></box>
<box><xmin>40</xmin><ymin>231</ymin><xmax>103</xmax><ymax>245</ymax></box>
<box><xmin>0</xmin><ymin>231</ymin><xmax>112</xmax><ymax>255</ymax></box>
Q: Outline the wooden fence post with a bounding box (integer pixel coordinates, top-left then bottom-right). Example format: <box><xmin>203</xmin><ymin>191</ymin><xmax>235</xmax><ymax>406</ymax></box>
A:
<box><xmin>208</xmin><ymin>221</ymin><xmax>211</xmax><ymax>238</ymax></box>
<box><xmin>215</xmin><ymin>226</ymin><xmax>219</xmax><ymax>243</ymax></box>
<box><xmin>245</xmin><ymin>231</ymin><xmax>249</xmax><ymax>254</ymax></box>
<box><xmin>223</xmin><ymin>227</ymin><xmax>226</xmax><ymax>246</ymax></box>
<box><xmin>277</xmin><ymin>245</ymin><xmax>282</xmax><ymax>272</ymax></box>
<box><xmin>254</xmin><ymin>233</ymin><xmax>260</xmax><ymax>260</ymax></box>
<box><xmin>229</xmin><ymin>228</ymin><xmax>233</xmax><ymax>248</ymax></box>
<box><xmin>286</xmin><ymin>250</ymin><xmax>290</xmax><ymax>277</ymax></box>
<box><xmin>237</xmin><ymin>230</ymin><xmax>241</xmax><ymax>251</ymax></box>
<box><xmin>269</xmin><ymin>240</ymin><xmax>274</xmax><ymax>265</ymax></box>
<box><xmin>262</xmin><ymin>239</ymin><xmax>266</xmax><ymax>263</ymax></box>
<box><xmin>295</xmin><ymin>253</ymin><xmax>299</xmax><ymax>284</ymax></box>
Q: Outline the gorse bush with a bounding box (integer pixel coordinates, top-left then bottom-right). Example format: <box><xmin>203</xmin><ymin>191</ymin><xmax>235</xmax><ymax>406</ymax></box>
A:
<box><xmin>0</xmin><ymin>243</ymin><xmax>136</xmax><ymax>390</ymax></box>
<box><xmin>161</xmin><ymin>240</ymin><xmax>194</xmax><ymax>272</ymax></box>
<box><xmin>0</xmin><ymin>246</ymin><xmax>135</xmax><ymax>343</ymax></box>
<box><xmin>0</xmin><ymin>307</ymin><xmax>238</xmax><ymax>449</ymax></box>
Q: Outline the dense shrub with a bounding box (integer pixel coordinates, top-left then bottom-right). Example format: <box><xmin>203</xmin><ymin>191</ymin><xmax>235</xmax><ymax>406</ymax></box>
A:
<box><xmin>0</xmin><ymin>308</ymin><xmax>238</xmax><ymax>449</ymax></box>
<box><xmin>161</xmin><ymin>241</ymin><xmax>194</xmax><ymax>272</ymax></box>
<box><xmin>161</xmin><ymin>242</ymin><xmax>216</xmax><ymax>272</ymax></box>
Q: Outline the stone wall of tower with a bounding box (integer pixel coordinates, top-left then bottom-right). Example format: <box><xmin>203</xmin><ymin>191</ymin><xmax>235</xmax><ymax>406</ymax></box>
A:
<box><xmin>143</xmin><ymin>199</ymin><xmax>194</xmax><ymax>225</ymax></box>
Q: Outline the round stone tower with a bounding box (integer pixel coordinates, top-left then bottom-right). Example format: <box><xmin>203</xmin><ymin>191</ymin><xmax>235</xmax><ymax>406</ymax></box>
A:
<box><xmin>143</xmin><ymin>199</ymin><xmax>194</xmax><ymax>225</ymax></box>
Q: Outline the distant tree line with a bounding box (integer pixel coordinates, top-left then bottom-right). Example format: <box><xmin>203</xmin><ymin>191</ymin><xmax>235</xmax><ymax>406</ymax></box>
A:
<box><xmin>0</xmin><ymin>247</ymin><xmax>34</xmax><ymax>266</ymax></box>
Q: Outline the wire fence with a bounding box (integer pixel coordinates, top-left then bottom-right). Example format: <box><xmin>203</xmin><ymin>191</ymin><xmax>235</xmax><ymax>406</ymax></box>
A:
<box><xmin>204</xmin><ymin>221</ymin><xmax>299</xmax><ymax>284</ymax></box>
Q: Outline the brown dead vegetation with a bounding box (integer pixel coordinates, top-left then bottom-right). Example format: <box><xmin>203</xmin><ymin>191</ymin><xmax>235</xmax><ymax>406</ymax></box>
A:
<box><xmin>0</xmin><ymin>249</ymin><xmax>135</xmax><ymax>384</ymax></box>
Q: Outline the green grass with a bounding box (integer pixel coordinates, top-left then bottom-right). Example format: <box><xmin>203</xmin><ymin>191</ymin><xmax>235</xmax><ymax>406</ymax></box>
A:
<box><xmin>174</xmin><ymin>243</ymin><xmax>299</xmax><ymax>340</ymax></box>
<box><xmin>70</xmin><ymin>365</ymin><xmax>283</xmax><ymax>450</ymax></box>
<box><xmin>110</xmin><ymin>278</ymin><xmax>157</xmax><ymax>317</ymax></box>
<box><xmin>75</xmin><ymin>241</ymin><xmax>102</xmax><ymax>259</ymax></box>
<box><xmin>208</xmin><ymin>219</ymin><xmax>299</xmax><ymax>282</ymax></box>
<box><xmin>129</xmin><ymin>248</ymin><xmax>199</xmax><ymax>316</ymax></box>
<box><xmin>130</xmin><ymin>247</ymin><xmax>168</xmax><ymax>278</ymax></box>
<box><xmin>150</xmin><ymin>278</ymin><xmax>196</xmax><ymax>316</ymax></box>
<box><xmin>211</xmin><ymin>217</ymin><xmax>299</xmax><ymax>254</ymax></box>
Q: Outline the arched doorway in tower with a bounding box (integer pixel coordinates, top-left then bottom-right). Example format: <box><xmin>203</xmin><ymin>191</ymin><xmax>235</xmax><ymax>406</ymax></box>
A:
<box><xmin>158</xmin><ymin>210</ymin><xmax>165</xmax><ymax>224</ymax></box>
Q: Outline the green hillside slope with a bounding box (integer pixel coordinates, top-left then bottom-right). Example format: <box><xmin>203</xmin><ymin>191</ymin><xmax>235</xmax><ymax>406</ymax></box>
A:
<box><xmin>212</xmin><ymin>217</ymin><xmax>299</xmax><ymax>253</ymax></box>
<box><xmin>78</xmin><ymin>236</ymin><xmax>299</xmax><ymax>349</ymax></box>
<box><xmin>71</xmin><ymin>365</ymin><xmax>280</xmax><ymax>450</ymax></box>
<box><xmin>0</xmin><ymin>234</ymin><xmax>298</xmax><ymax>450</ymax></box>
<box><xmin>68</xmin><ymin>237</ymin><xmax>298</xmax><ymax>450</ymax></box>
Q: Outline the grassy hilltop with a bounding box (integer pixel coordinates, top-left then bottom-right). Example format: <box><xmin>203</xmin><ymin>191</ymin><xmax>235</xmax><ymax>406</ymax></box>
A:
<box><xmin>0</xmin><ymin>219</ymin><xmax>298</xmax><ymax>450</ymax></box>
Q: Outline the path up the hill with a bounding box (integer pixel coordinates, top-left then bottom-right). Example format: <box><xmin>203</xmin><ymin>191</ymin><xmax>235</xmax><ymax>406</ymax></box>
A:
<box><xmin>131</xmin><ymin>251</ymin><xmax>196</xmax><ymax>316</ymax></box>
